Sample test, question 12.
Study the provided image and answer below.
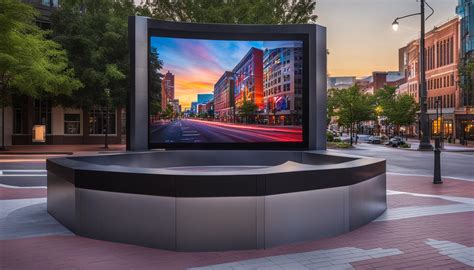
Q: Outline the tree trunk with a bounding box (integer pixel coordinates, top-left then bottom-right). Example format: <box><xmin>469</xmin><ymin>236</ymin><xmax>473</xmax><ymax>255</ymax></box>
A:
<box><xmin>349</xmin><ymin>122</ymin><xmax>353</xmax><ymax>145</ymax></box>
<box><xmin>1</xmin><ymin>84</ymin><xmax>6</xmax><ymax>151</ymax></box>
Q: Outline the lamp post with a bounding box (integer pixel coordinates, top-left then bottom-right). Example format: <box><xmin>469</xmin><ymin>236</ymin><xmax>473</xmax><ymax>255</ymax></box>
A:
<box><xmin>433</xmin><ymin>98</ymin><xmax>442</xmax><ymax>184</ymax></box>
<box><xmin>392</xmin><ymin>0</ymin><xmax>434</xmax><ymax>150</ymax></box>
<box><xmin>103</xmin><ymin>88</ymin><xmax>111</xmax><ymax>150</ymax></box>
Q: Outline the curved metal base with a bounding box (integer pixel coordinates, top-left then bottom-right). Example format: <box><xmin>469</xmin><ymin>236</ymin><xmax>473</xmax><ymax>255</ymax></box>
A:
<box><xmin>47</xmin><ymin>151</ymin><xmax>386</xmax><ymax>251</ymax></box>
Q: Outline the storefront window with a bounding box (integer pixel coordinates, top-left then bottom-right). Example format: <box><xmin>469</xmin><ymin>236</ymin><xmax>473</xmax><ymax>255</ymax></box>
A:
<box><xmin>64</xmin><ymin>114</ymin><xmax>81</xmax><ymax>134</ymax></box>
<box><xmin>89</xmin><ymin>109</ymin><xmax>116</xmax><ymax>134</ymax></box>
<box><xmin>13</xmin><ymin>108</ymin><xmax>23</xmax><ymax>134</ymax></box>
<box><xmin>34</xmin><ymin>99</ymin><xmax>51</xmax><ymax>134</ymax></box>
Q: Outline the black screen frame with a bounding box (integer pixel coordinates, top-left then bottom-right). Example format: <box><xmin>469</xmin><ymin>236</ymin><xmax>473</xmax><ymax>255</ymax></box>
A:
<box><xmin>147</xmin><ymin>23</ymin><xmax>310</xmax><ymax>150</ymax></box>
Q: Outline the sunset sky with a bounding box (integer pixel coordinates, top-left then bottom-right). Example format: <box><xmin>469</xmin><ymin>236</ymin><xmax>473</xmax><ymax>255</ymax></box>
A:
<box><xmin>148</xmin><ymin>0</ymin><xmax>460</xmax><ymax>108</ymax></box>
<box><xmin>316</xmin><ymin>0</ymin><xmax>458</xmax><ymax>77</ymax></box>
<box><xmin>150</xmin><ymin>38</ymin><xmax>301</xmax><ymax>109</ymax></box>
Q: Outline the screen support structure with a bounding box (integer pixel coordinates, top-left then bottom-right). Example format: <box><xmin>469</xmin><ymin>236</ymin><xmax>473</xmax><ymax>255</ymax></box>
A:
<box><xmin>127</xmin><ymin>16</ymin><xmax>327</xmax><ymax>151</ymax></box>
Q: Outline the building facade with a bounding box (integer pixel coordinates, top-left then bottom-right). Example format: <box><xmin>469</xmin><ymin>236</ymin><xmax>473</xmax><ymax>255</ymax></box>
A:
<box><xmin>262</xmin><ymin>46</ymin><xmax>303</xmax><ymax>125</ymax></box>
<box><xmin>214</xmin><ymin>71</ymin><xmax>235</xmax><ymax>122</ymax></box>
<box><xmin>161</xmin><ymin>71</ymin><xmax>175</xmax><ymax>111</ymax></box>
<box><xmin>401</xmin><ymin>17</ymin><xmax>473</xmax><ymax>142</ymax></box>
<box><xmin>456</xmin><ymin>0</ymin><xmax>474</xmax><ymax>142</ymax></box>
<box><xmin>327</xmin><ymin>76</ymin><xmax>356</xmax><ymax>90</ymax></box>
<box><xmin>232</xmin><ymin>48</ymin><xmax>264</xmax><ymax>111</ymax></box>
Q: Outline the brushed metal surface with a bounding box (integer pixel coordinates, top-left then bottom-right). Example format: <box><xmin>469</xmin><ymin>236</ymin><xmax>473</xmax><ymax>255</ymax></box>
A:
<box><xmin>176</xmin><ymin>196</ymin><xmax>262</xmax><ymax>251</ymax></box>
<box><xmin>47</xmin><ymin>171</ymin><xmax>76</xmax><ymax>232</ymax></box>
<box><xmin>77</xmin><ymin>188</ymin><xmax>176</xmax><ymax>250</ymax></box>
<box><xmin>264</xmin><ymin>186</ymin><xmax>347</xmax><ymax>248</ymax></box>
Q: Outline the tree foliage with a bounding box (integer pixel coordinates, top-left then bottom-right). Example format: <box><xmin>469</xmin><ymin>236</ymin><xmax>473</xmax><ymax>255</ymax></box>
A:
<box><xmin>149</xmin><ymin>47</ymin><xmax>164</xmax><ymax>116</ymax></box>
<box><xmin>142</xmin><ymin>0</ymin><xmax>317</xmax><ymax>24</ymax></box>
<box><xmin>328</xmin><ymin>86</ymin><xmax>374</xmax><ymax>144</ymax></box>
<box><xmin>238</xmin><ymin>98</ymin><xmax>258</xmax><ymax>123</ymax></box>
<box><xmin>459</xmin><ymin>59</ymin><xmax>474</xmax><ymax>106</ymax></box>
<box><xmin>50</xmin><ymin>0</ymin><xmax>138</xmax><ymax>109</ymax></box>
<box><xmin>375</xmin><ymin>86</ymin><xmax>418</xmax><ymax>134</ymax></box>
<box><xmin>0</xmin><ymin>0</ymin><xmax>82</xmax><ymax>106</ymax></box>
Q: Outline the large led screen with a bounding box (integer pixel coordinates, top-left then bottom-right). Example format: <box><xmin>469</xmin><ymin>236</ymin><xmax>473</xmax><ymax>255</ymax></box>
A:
<box><xmin>149</xmin><ymin>36</ymin><xmax>306</xmax><ymax>148</ymax></box>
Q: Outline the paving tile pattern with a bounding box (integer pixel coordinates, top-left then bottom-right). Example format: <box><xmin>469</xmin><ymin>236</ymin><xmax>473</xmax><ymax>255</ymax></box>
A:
<box><xmin>387</xmin><ymin>174</ymin><xmax>474</xmax><ymax>198</ymax></box>
<box><xmin>426</xmin><ymin>239</ymin><xmax>474</xmax><ymax>267</ymax></box>
<box><xmin>387</xmin><ymin>193</ymin><xmax>456</xmax><ymax>208</ymax></box>
<box><xmin>189</xmin><ymin>247</ymin><xmax>403</xmax><ymax>270</ymax></box>
<box><xmin>1</xmin><ymin>174</ymin><xmax>473</xmax><ymax>269</ymax></box>
<box><xmin>0</xmin><ymin>186</ymin><xmax>46</xmax><ymax>200</ymax></box>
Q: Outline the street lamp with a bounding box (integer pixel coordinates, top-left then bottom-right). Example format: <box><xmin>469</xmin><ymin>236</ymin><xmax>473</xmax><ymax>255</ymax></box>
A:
<box><xmin>103</xmin><ymin>88</ymin><xmax>111</xmax><ymax>150</ymax></box>
<box><xmin>433</xmin><ymin>97</ymin><xmax>442</xmax><ymax>184</ymax></box>
<box><xmin>392</xmin><ymin>0</ymin><xmax>435</xmax><ymax>151</ymax></box>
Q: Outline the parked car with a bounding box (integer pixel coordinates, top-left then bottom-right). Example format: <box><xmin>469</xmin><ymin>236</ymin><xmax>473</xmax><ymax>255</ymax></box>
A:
<box><xmin>368</xmin><ymin>136</ymin><xmax>382</xmax><ymax>144</ymax></box>
<box><xmin>387</xmin><ymin>137</ymin><xmax>406</xmax><ymax>147</ymax></box>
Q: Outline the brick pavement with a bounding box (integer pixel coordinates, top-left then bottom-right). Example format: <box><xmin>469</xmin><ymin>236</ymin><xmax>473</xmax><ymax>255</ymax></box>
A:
<box><xmin>1</xmin><ymin>174</ymin><xmax>473</xmax><ymax>269</ymax></box>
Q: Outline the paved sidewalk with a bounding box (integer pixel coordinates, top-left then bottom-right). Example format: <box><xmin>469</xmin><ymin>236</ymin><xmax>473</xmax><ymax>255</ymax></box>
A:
<box><xmin>1</xmin><ymin>174</ymin><xmax>473</xmax><ymax>269</ymax></box>
<box><xmin>407</xmin><ymin>139</ymin><xmax>474</xmax><ymax>151</ymax></box>
<box><xmin>0</xmin><ymin>144</ymin><xmax>126</xmax><ymax>155</ymax></box>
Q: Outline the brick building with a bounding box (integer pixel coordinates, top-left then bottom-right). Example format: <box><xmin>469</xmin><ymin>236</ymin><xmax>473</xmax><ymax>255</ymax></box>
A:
<box><xmin>400</xmin><ymin>18</ymin><xmax>472</xmax><ymax>142</ymax></box>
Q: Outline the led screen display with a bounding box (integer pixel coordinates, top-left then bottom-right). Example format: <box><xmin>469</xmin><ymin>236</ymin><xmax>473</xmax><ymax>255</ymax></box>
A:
<box><xmin>149</xmin><ymin>36</ymin><xmax>306</xmax><ymax>148</ymax></box>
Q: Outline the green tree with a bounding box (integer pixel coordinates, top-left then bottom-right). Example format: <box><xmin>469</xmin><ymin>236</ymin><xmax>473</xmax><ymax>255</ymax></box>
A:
<box><xmin>238</xmin><ymin>98</ymin><xmax>259</xmax><ymax>124</ymax></box>
<box><xmin>144</xmin><ymin>0</ymin><xmax>317</xmax><ymax>24</ymax></box>
<box><xmin>328</xmin><ymin>86</ymin><xmax>374</xmax><ymax>145</ymax></box>
<box><xmin>375</xmin><ymin>86</ymin><xmax>418</xmax><ymax>136</ymax></box>
<box><xmin>50</xmin><ymin>0</ymin><xmax>137</xmax><ymax>110</ymax></box>
<box><xmin>0</xmin><ymin>1</ymin><xmax>82</xmax><ymax>149</ymax></box>
<box><xmin>459</xmin><ymin>59</ymin><xmax>474</xmax><ymax>106</ymax></box>
<box><xmin>149</xmin><ymin>47</ymin><xmax>164</xmax><ymax>116</ymax></box>
<box><xmin>386</xmin><ymin>94</ymin><xmax>418</xmax><ymax>136</ymax></box>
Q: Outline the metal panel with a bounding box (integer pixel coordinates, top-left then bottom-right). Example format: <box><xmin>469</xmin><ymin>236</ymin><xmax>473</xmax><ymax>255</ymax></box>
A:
<box><xmin>348</xmin><ymin>173</ymin><xmax>387</xmax><ymax>230</ymax></box>
<box><xmin>176</xmin><ymin>196</ymin><xmax>261</xmax><ymax>251</ymax></box>
<box><xmin>264</xmin><ymin>186</ymin><xmax>347</xmax><ymax>248</ymax></box>
<box><xmin>47</xmin><ymin>171</ymin><xmax>76</xmax><ymax>232</ymax></box>
<box><xmin>76</xmin><ymin>188</ymin><xmax>176</xmax><ymax>250</ymax></box>
<box><xmin>128</xmin><ymin>16</ymin><xmax>148</xmax><ymax>151</ymax></box>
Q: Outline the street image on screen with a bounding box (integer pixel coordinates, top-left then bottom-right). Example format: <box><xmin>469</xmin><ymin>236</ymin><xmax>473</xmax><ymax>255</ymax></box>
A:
<box><xmin>149</xmin><ymin>36</ymin><xmax>304</xmax><ymax>145</ymax></box>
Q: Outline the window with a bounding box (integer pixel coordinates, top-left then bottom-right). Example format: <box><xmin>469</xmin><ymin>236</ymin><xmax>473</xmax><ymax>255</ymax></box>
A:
<box><xmin>89</xmin><ymin>109</ymin><xmax>116</xmax><ymax>134</ymax></box>
<box><xmin>34</xmin><ymin>99</ymin><xmax>52</xmax><ymax>134</ymax></box>
<box><xmin>64</xmin><ymin>114</ymin><xmax>81</xmax><ymax>134</ymax></box>
<box><xmin>13</xmin><ymin>108</ymin><xmax>23</xmax><ymax>134</ymax></box>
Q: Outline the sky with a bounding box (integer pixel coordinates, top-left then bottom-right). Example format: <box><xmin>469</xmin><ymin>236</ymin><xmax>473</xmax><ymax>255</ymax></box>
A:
<box><xmin>150</xmin><ymin>38</ymin><xmax>302</xmax><ymax>109</ymax></box>
<box><xmin>315</xmin><ymin>0</ymin><xmax>459</xmax><ymax>77</ymax></box>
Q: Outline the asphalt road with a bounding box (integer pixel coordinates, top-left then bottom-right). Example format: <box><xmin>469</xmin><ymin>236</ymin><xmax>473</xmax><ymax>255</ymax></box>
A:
<box><xmin>0</xmin><ymin>155</ymin><xmax>47</xmax><ymax>187</ymax></box>
<box><xmin>327</xmin><ymin>143</ymin><xmax>474</xmax><ymax>181</ymax></box>
<box><xmin>150</xmin><ymin>119</ymin><xmax>302</xmax><ymax>143</ymax></box>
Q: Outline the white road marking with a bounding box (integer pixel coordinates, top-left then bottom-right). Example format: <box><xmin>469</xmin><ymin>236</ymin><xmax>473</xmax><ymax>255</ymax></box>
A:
<box><xmin>387</xmin><ymin>172</ymin><xmax>474</xmax><ymax>181</ymax></box>
<box><xmin>0</xmin><ymin>183</ymin><xmax>46</xmax><ymax>189</ymax></box>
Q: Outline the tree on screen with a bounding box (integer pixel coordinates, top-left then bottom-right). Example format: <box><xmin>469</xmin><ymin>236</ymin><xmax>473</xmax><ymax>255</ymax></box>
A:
<box><xmin>239</xmin><ymin>99</ymin><xmax>259</xmax><ymax>124</ymax></box>
<box><xmin>143</xmin><ymin>0</ymin><xmax>317</xmax><ymax>24</ymax></box>
<box><xmin>149</xmin><ymin>47</ymin><xmax>164</xmax><ymax>116</ymax></box>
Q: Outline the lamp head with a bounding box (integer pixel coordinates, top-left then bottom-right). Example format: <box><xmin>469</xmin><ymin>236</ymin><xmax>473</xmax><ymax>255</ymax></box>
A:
<box><xmin>392</xmin><ymin>20</ymin><xmax>399</xmax><ymax>31</ymax></box>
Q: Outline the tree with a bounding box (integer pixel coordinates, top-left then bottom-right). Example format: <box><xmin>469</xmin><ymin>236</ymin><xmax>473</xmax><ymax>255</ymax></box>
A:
<box><xmin>50</xmin><ymin>0</ymin><xmax>137</xmax><ymax>111</ymax></box>
<box><xmin>375</xmin><ymin>86</ymin><xmax>418</xmax><ymax>136</ymax></box>
<box><xmin>386</xmin><ymin>94</ymin><xmax>418</xmax><ymax>136</ymax></box>
<box><xmin>459</xmin><ymin>59</ymin><xmax>474</xmax><ymax>106</ymax></box>
<box><xmin>0</xmin><ymin>1</ymin><xmax>82</xmax><ymax>149</ymax></box>
<box><xmin>143</xmin><ymin>0</ymin><xmax>317</xmax><ymax>24</ymax></box>
<box><xmin>238</xmin><ymin>98</ymin><xmax>259</xmax><ymax>124</ymax></box>
<box><xmin>328</xmin><ymin>86</ymin><xmax>374</xmax><ymax>145</ymax></box>
<box><xmin>149</xmin><ymin>47</ymin><xmax>164</xmax><ymax>116</ymax></box>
